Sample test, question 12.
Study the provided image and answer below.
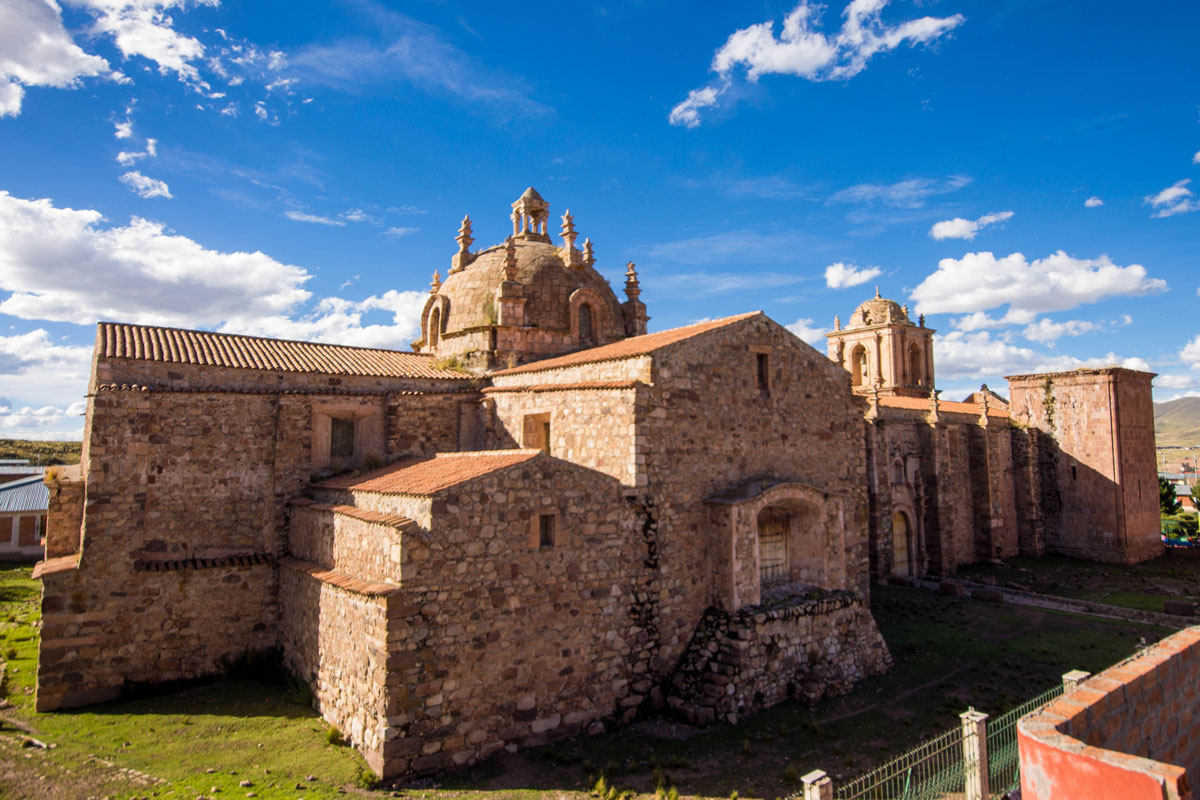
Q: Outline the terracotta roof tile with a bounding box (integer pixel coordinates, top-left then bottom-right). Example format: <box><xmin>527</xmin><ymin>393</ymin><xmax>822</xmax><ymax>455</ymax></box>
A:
<box><xmin>291</xmin><ymin>498</ymin><xmax>415</xmax><ymax>528</ymax></box>
<box><xmin>279</xmin><ymin>556</ymin><xmax>398</xmax><ymax>597</ymax></box>
<box><xmin>492</xmin><ymin>312</ymin><xmax>762</xmax><ymax>376</ymax></box>
<box><xmin>316</xmin><ymin>450</ymin><xmax>542</xmax><ymax>496</ymax></box>
<box><xmin>879</xmin><ymin>396</ymin><xmax>1011</xmax><ymax>418</ymax></box>
<box><xmin>97</xmin><ymin>322</ymin><xmax>470</xmax><ymax>380</ymax></box>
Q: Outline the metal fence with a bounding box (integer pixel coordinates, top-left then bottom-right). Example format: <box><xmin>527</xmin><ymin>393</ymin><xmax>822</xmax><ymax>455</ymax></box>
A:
<box><xmin>986</xmin><ymin>683</ymin><xmax>1065</xmax><ymax>795</ymax></box>
<box><xmin>798</xmin><ymin>672</ymin><xmax>1085</xmax><ymax>800</ymax></box>
<box><xmin>833</xmin><ymin>723</ymin><xmax>965</xmax><ymax>800</ymax></box>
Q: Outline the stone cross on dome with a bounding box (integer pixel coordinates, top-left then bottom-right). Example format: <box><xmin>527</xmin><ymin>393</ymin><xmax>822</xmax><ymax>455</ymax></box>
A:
<box><xmin>511</xmin><ymin>187</ymin><xmax>550</xmax><ymax>242</ymax></box>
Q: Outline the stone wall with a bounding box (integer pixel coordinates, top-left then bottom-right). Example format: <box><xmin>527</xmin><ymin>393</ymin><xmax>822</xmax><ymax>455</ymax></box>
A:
<box><xmin>288</xmin><ymin>500</ymin><xmax>411</xmax><ymax>586</ymax></box>
<box><xmin>44</xmin><ymin>466</ymin><xmax>83</xmax><ymax>559</ymax></box>
<box><xmin>1009</xmin><ymin>368</ymin><xmax>1162</xmax><ymax>564</ymax></box>
<box><xmin>278</xmin><ymin>568</ymin><xmax>393</xmax><ymax>776</ymax></box>
<box><xmin>313</xmin><ymin>455</ymin><xmax>649</xmax><ymax>776</ymax></box>
<box><xmin>1018</xmin><ymin>626</ymin><xmax>1200</xmax><ymax>800</ymax></box>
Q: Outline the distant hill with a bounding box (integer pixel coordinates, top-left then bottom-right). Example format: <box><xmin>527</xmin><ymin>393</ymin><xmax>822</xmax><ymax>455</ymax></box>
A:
<box><xmin>1155</xmin><ymin>397</ymin><xmax>1200</xmax><ymax>448</ymax></box>
<box><xmin>0</xmin><ymin>439</ymin><xmax>82</xmax><ymax>466</ymax></box>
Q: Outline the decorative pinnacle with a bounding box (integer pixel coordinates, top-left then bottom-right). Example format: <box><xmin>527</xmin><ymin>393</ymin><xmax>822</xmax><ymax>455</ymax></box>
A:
<box><xmin>918</xmin><ymin>313</ymin><xmax>925</xmax><ymax>327</ymax></box>
<box><xmin>901</xmin><ymin>303</ymin><xmax>909</xmax><ymax>318</ymax></box>
<box><xmin>624</xmin><ymin>261</ymin><xmax>640</xmax><ymax>301</ymax></box>
<box><xmin>560</xmin><ymin>210</ymin><xmax>583</xmax><ymax>267</ymax></box>
<box><xmin>875</xmin><ymin>285</ymin><xmax>881</xmax><ymax>299</ymax></box>
<box><xmin>503</xmin><ymin>236</ymin><xmax>517</xmax><ymax>282</ymax></box>
<box><xmin>834</xmin><ymin>315</ymin><xmax>842</xmax><ymax>331</ymax></box>
<box><xmin>560</xmin><ymin>210</ymin><xmax>576</xmax><ymax>239</ymax></box>
<box><xmin>430</xmin><ymin>269</ymin><xmax>441</xmax><ymax>292</ymax></box>
<box><xmin>456</xmin><ymin>215</ymin><xmax>474</xmax><ymax>251</ymax></box>
<box><xmin>582</xmin><ymin>238</ymin><xmax>594</xmax><ymax>267</ymax></box>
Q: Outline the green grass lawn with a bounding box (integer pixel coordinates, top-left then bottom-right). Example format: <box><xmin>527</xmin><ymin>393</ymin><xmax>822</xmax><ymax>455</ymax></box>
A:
<box><xmin>956</xmin><ymin>550</ymin><xmax>1200</xmax><ymax>614</ymax></box>
<box><xmin>0</xmin><ymin>440</ymin><xmax>81</xmax><ymax>467</ymax></box>
<box><xmin>0</xmin><ymin>564</ymin><xmax>1175</xmax><ymax>800</ymax></box>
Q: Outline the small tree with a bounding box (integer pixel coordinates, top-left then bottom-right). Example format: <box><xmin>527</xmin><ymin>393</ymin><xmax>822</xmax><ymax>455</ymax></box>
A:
<box><xmin>1161</xmin><ymin>477</ymin><xmax>1182</xmax><ymax>516</ymax></box>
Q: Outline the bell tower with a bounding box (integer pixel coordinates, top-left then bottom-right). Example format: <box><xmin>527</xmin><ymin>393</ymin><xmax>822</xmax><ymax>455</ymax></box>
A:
<box><xmin>825</xmin><ymin>288</ymin><xmax>935</xmax><ymax>397</ymax></box>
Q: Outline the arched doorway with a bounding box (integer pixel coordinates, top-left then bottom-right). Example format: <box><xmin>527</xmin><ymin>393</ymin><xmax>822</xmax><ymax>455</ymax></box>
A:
<box><xmin>909</xmin><ymin>343</ymin><xmax>923</xmax><ymax>388</ymax></box>
<box><xmin>758</xmin><ymin>507</ymin><xmax>789</xmax><ymax>586</ymax></box>
<box><xmin>851</xmin><ymin>345</ymin><xmax>869</xmax><ymax>387</ymax></box>
<box><xmin>892</xmin><ymin>510</ymin><xmax>912</xmax><ymax>577</ymax></box>
<box><xmin>428</xmin><ymin>308</ymin><xmax>441</xmax><ymax>347</ymax></box>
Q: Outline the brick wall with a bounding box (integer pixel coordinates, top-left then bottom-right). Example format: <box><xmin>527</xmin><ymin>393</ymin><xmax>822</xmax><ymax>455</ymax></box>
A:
<box><xmin>1018</xmin><ymin>626</ymin><xmax>1200</xmax><ymax>800</ymax></box>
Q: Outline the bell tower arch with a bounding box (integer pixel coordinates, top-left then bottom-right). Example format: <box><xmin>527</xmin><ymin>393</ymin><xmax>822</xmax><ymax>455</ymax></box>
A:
<box><xmin>825</xmin><ymin>288</ymin><xmax>936</xmax><ymax>397</ymax></box>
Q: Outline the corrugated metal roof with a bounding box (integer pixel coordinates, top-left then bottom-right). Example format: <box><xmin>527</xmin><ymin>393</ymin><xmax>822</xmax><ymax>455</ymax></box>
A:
<box><xmin>0</xmin><ymin>465</ymin><xmax>45</xmax><ymax>475</ymax></box>
<box><xmin>0</xmin><ymin>475</ymin><xmax>47</xmax><ymax>514</ymax></box>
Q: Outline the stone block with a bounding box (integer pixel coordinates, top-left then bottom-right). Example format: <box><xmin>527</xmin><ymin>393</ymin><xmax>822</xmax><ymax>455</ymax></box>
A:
<box><xmin>939</xmin><ymin>580</ymin><xmax>966</xmax><ymax>597</ymax></box>
<box><xmin>1164</xmin><ymin>600</ymin><xmax>1195</xmax><ymax>617</ymax></box>
<box><xmin>970</xmin><ymin>587</ymin><xmax>1004</xmax><ymax>603</ymax></box>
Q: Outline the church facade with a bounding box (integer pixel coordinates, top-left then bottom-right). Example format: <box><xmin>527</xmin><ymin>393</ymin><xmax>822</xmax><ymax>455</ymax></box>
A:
<box><xmin>32</xmin><ymin>189</ymin><xmax>1158</xmax><ymax>778</ymax></box>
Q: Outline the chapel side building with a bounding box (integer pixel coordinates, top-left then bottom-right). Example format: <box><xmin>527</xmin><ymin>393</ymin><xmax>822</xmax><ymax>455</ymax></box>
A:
<box><xmin>35</xmin><ymin>189</ymin><xmax>890</xmax><ymax>779</ymax></box>
<box><xmin>827</xmin><ymin>295</ymin><xmax>1162</xmax><ymax>579</ymax></box>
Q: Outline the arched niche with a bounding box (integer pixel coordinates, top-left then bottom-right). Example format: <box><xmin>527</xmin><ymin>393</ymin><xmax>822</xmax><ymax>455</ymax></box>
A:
<box><xmin>568</xmin><ymin>287</ymin><xmax>611</xmax><ymax>345</ymax></box>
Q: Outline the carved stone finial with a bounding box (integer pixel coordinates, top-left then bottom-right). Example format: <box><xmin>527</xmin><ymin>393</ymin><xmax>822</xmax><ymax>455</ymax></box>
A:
<box><xmin>979</xmin><ymin>390</ymin><xmax>990</xmax><ymax>427</ymax></box>
<box><xmin>867</xmin><ymin>382</ymin><xmax>881</xmax><ymax>419</ymax></box>
<box><xmin>624</xmin><ymin>261</ymin><xmax>640</xmax><ymax>301</ymax></box>
<box><xmin>928</xmin><ymin>387</ymin><xmax>941</xmax><ymax>424</ymax></box>
<box><xmin>503</xmin><ymin>236</ymin><xmax>517</xmax><ymax>282</ymax></box>
<box><xmin>875</xmin><ymin>285</ymin><xmax>881</xmax><ymax>299</ymax></box>
<box><xmin>430</xmin><ymin>269</ymin><xmax>441</xmax><ymax>292</ymax></box>
<box><xmin>834</xmin><ymin>315</ymin><xmax>841</xmax><ymax>331</ymax></box>
<box><xmin>902</xmin><ymin>303</ymin><xmax>909</xmax><ymax>318</ymax></box>
<box><xmin>559</xmin><ymin>210</ymin><xmax>583</xmax><ymax>268</ymax></box>
<box><xmin>582</xmin><ymin>237</ymin><xmax>595</xmax><ymax>267</ymax></box>
<box><xmin>918</xmin><ymin>313</ymin><xmax>926</xmax><ymax>328</ymax></box>
<box><xmin>451</xmin><ymin>214</ymin><xmax>475</xmax><ymax>272</ymax></box>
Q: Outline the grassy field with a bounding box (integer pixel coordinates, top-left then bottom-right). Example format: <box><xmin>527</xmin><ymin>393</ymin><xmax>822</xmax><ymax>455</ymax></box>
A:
<box><xmin>0</xmin><ymin>440</ymin><xmax>82</xmax><ymax>467</ymax></box>
<box><xmin>957</xmin><ymin>550</ymin><xmax>1200</xmax><ymax>614</ymax></box>
<box><xmin>0</xmin><ymin>563</ymin><xmax>1172</xmax><ymax>800</ymax></box>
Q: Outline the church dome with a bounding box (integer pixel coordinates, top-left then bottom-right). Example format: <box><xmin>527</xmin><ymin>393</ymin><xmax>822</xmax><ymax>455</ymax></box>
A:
<box><xmin>846</xmin><ymin>290</ymin><xmax>910</xmax><ymax>329</ymax></box>
<box><xmin>417</xmin><ymin>188</ymin><xmax>648</xmax><ymax>369</ymax></box>
<box><xmin>436</xmin><ymin>238</ymin><xmax>622</xmax><ymax>334</ymax></box>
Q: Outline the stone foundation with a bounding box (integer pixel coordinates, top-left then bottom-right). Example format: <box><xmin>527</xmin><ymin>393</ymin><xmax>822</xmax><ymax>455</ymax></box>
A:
<box><xmin>667</xmin><ymin>589</ymin><xmax>891</xmax><ymax>724</ymax></box>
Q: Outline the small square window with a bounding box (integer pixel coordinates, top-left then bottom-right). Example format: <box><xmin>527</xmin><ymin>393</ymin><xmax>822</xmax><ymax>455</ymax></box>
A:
<box><xmin>330</xmin><ymin>418</ymin><xmax>355</xmax><ymax>459</ymax></box>
<box><xmin>539</xmin><ymin>514</ymin><xmax>555</xmax><ymax>548</ymax></box>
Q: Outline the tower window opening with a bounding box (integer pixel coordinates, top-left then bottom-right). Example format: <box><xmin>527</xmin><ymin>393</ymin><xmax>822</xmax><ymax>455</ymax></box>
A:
<box><xmin>756</xmin><ymin>352</ymin><xmax>770</xmax><ymax>392</ymax></box>
<box><xmin>579</xmin><ymin>303</ymin><xmax>593</xmax><ymax>343</ymax></box>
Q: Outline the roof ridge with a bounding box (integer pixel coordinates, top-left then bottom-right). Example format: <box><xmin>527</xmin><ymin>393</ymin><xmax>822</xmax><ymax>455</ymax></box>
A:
<box><xmin>0</xmin><ymin>474</ymin><xmax>47</xmax><ymax>489</ymax></box>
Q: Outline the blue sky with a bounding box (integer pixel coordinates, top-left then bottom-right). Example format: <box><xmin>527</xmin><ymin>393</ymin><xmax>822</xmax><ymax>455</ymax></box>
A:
<box><xmin>1</xmin><ymin>0</ymin><xmax>1198</xmax><ymax>438</ymax></box>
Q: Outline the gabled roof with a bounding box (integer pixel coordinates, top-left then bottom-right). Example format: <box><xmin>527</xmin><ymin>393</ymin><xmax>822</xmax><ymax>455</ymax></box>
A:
<box><xmin>316</xmin><ymin>450</ymin><xmax>543</xmax><ymax>496</ymax></box>
<box><xmin>0</xmin><ymin>475</ymin><xmax>48</xmax><ymax>514</ymax></box>
<box><xmin>97</xmin><ymin>322</ymin><xmax>470</xmax><ymax>380</ymax></box>
<box><xmin>492</xmin><ymin>312</ymin><xmax>762</xmax><ymax>376</ymax></box>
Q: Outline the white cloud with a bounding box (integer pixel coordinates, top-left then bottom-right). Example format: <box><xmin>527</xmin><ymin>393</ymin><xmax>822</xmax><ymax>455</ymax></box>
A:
<box><xmin>668</xmin><ymin>85</ymin><xmax>722</xmax><ymax>129</ymax></box>
<box><xmin>116</xmin><ymin>136</ymin><xmax>157</xmax><ymax>165</ymax></box>
<box><xmin>786</xmin><ymin>317</ymin><xmax>826</xmax><ymax>346</ymax></box>
<box><xmin>1182</xmin><ymin>335</ymin><xmax>1200</xmax><ymax>370</ymax></box>
<box><xmin>935</xmin><ymin>329</ymin><xmax>1150</xmax><ymax>382</ymax></box>
<box><xmin>671</xmin><ymin>0</ymin><xmax>964</xmax><ymax>127</ymax></box>
<box><xmin>70</xmin><ymin>0</ymin><xmax>218</xmax><ymax>88</ymax></box>
<box><xmin>219</xmin><ymin>289</ymin><xmax>427</xmax><ymax>351</ymax></box>
<box><xmin>1145</xmin><ymin>179</ymin><xmax>1199</xmax><ymax>218</ymax></box>
<box><xmin>0</xmin><ymin>0</ymin><xmax>115</xmax><ymax>117</ymax></box>
<box><xmin>0</xmin><ymin>329</ymin><xmax>93</xmax><ymax>431</ymax></box>
<box><xmin>119</xmin><ymin>170</ymin><xmax>172</xmax><ymax>198</ymax></box>
<box><xmin>1157</xmin><ymin>374</ymin><xmax>1196</xmax><ymax>390</ymax></box>
<box><xmin>0</xmin><ymin>190</ymin><xmax>311</xmax><ymax>327</ymax></box>
<box><xmin>1084</xmin><ymin>196</ymin><xmax>1103</xmax><ymax>208</ymax></box>
<box><xmin>951</xmin><ymin>309</ymin><xmax>1035</xmax><ymax>331</ymax></box>
<box><xmin>929</xmin><ymin>210</ymin><xmax>1013</xmax><ymax>241</ymax></box>
<box><xmin>824</xmin><ymin>261</ymin><xmax>881</xmax><ymax>289</ymax></box>
<box><xmin>342</xmin><ymin>208</ymin><xmax>373</xmax><ymax>224</ymax></box>
<box><xmin>284</xmin><ymin>210</ymin><xmax>344</xmax><ymax>226</ymax></box>
<box><xmin>1193</xmin><ymin>150</ymin><xmax>1200</xmax><ymax>166</ymax></box>
<box><xmin>910</xmin><ymin>250</ymin><xmax>1166</xmax><ymax>316</ymax></box>
<box><xmin>385</xmin><ymin>226</ymin><xmax>418</xmax><ymax>237</ymax></box>
<box><xmin>1021</xmin><ymin>318</ymin><xmax>1099</xmax><ymax>344</ymax></box>
<box><xmin>830</xmin><ymin>174</ymin><xmax>971</xmax><ymax>208</ymax></box>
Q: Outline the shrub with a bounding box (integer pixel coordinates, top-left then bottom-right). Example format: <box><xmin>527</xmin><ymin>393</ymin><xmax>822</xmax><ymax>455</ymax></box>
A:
<box><xmin>353</xmin><ymin>763</ymin><xmax>378</xmax><ymax>789</ymax></box>
<box><xmin>782</xmin><ymin>764</ymin><xmax>799</xmax><ymax>785</ymax></box>
<box><xmin>325</xmin><ymin>726</ymin><xmax>344</xmax><ymax>746</ymax></box>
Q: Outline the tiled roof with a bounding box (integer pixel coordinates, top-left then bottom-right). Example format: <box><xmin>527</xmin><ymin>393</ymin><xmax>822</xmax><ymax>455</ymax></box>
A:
<box><xmin>492</xmin><ymin>312</ymin><xmax>762</xmax><ymax>376</ymax></box>
<box><xmin>879</xmin><ymin>396</ymin><xmax>1011</xmax><ymax>418</ymax></box>
<box><xmin>0</xmin><ymin>475</ymin><xmax>48</xmax><ymax>514</ymax></box>
<box><xmin>316</xmin><ymin>450</ymin><xmax>542</xmax><ymax>496</ymax></box>
<box><xmin>280</xmin><ymin>556</ymin><xmax>399</xmax><ymax>597</ymax></box>
<box><xmin>291</xmin><ymin>497</ymin><xmax>415</xmax><ymax>528</ymax></box>
<box><xmin>97</xmin><ymin>322</ymin><xmax>470</xmax><ymax>380</ymax></box>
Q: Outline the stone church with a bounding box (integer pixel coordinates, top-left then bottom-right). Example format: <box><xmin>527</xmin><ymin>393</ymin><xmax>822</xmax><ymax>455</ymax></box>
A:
<box><xmin>32</xmin><ymin>188</ymin><xmax>1158</xmax><ymax>779</ymax></box>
